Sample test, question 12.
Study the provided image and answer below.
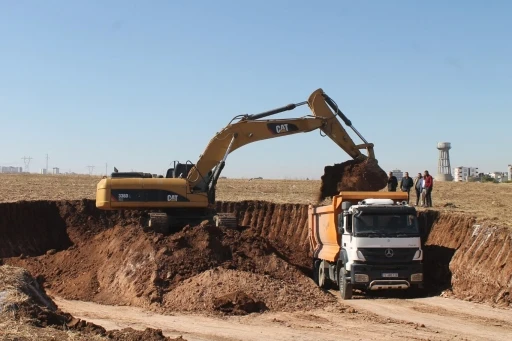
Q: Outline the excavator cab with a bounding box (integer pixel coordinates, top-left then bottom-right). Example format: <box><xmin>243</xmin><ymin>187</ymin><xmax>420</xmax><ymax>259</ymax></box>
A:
<box><xmin>165</xmin><ymin>161</ymin><xmax>195</xmax><ymax>179</ymax></box>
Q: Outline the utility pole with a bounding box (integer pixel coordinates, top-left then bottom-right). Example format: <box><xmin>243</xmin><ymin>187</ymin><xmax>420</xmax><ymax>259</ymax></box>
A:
<box><xmin>21</xmin><ymin>156</ymin><xmax>33</xmax><ymax>173</ymax></box>
<box><xmin>86</xmin><ymin>165</ymin><xmax>95</xmax><ymax>175</ymax></box>
<box><xmin>105</xmin><ymin>163</ymin><xmax>108</xmax><ymax>176</ymax></box>
<box><xmin>45</xmin><ymin>154</ymin><xmax>49</xmax><ymax>173</ymax></box>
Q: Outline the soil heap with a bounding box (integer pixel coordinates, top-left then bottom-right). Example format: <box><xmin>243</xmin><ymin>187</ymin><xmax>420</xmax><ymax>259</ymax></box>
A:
<box><xmin>0</xmin><ymin>264</ymin><xmax>184</xmax><ymax>341</ymax></box>
<box><xmin>3</xmin><ymin>200</ymin><xmax>339</xmax><ymax>316</ymax></box>
<box><xmin>318</xmin><ymin>158</ymin><xmax>388</xmax><ymax>202</ymax></box>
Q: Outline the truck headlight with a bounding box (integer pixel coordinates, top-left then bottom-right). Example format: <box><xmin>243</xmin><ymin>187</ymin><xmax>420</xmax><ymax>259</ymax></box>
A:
<box><xmin>411</xmin><ymin>273</ymin><xmax>423</xmax><ymax>282</ymax></box>
<box><xmin>413</xmin><ymin>249</ymin><xmax>422</xmax><ymax>260</ymax></box>
<box><xmin>356</xmin><ymin>250</ymin><xmax>366</xmax><ymax>261</ymax></box>
<box><xmin>354</xmin><ymin>274</ymin><xmax>369</xmax><ymax>282</ymax></box>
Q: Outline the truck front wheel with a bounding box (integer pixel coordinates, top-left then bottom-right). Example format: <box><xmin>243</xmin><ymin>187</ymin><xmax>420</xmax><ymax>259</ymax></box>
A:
<box><xmin>338</xmin><ymin>268</ymin><xmax>353</xmax><ymax>300</ymax></box>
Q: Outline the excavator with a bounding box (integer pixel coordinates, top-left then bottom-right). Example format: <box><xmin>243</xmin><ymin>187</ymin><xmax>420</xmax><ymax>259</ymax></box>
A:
<box><xmin>95</xmin><ymin>88</ymin><xmax>383</xmax><ymax>232</ymax></box>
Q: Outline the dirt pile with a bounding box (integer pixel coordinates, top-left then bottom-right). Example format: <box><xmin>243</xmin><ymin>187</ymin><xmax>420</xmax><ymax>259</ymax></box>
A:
<box><xmin>2</xmin><ymin>200</ymin><xmax>337</xmax><ymax>315</ymax></box>
<box><xmin>163</xmin><ymin>267</ymin><xmax>334</xmax><ymax>314</ymax></box>
<box><xmin>3</xmin><ymin>197</ymin><xmax>511</xmax><ymax>314</ymax></box>
<box><xmin>212</xmin><ymin>287</ymin><xmax>267</xmax><ymax>315</ymax></box>
<box><xmin>318</xmin><ymin>158</ymin><xmax>388</xmax><ymax>202</ymax></box>
<box><xmin>0</xmin><ymin>265</ymin><xmax>185</xmax><ymax>341</ymax></box>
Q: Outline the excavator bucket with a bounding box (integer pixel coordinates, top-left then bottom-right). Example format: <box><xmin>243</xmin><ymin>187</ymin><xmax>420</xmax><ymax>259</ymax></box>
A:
<box><xmin>317</xmin><ymin>158</ymin><xmax>388</xmax><ymax>203</ymax></box>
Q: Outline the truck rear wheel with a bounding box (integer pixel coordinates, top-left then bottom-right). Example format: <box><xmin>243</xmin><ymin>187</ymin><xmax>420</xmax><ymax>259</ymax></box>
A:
<box><xmin>318</xmin><ymin>262</ymin><xmax>327</xmax><ymax>289</ymax></box>
<box><xmin>312</xmin><ymin>260</ymin><xmax>320</xmax><ymax>285</ymax></box>
<box><xmin>338</xmin><ymin>268</ymin><xmax>353</xmax><ymax>300</ymax></box>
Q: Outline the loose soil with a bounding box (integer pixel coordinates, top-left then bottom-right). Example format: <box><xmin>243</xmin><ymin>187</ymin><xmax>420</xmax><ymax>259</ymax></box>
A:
<box><xmin>317</xmin><ymin>158</ymin><xmax>388</xmax><ymax>202</ymax></box>
<box><xmin>54</xmin><ymin>295</ymin><xmax>512</xmax><ymax>341</ymax></box>
<box><xmin>1</xmin><ymin>198</ymin><xmax>511</xmax><ymax>339</ymax></box>
<box><xmin>2</xmin><ymin>200</ymin><xmax>337</xmax><ymax>315</ymax></box>
<box><xmin>0</xmin><ymin>265</ymin><xmax>185</xmax><ymax>341</ymax></box>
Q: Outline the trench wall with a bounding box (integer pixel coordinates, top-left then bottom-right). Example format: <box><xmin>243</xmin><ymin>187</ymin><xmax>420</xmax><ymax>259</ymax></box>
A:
<box><xmin>0</xmin><ymin>199</ymin><xmax>510</xmax><ymax>306</ymax></box>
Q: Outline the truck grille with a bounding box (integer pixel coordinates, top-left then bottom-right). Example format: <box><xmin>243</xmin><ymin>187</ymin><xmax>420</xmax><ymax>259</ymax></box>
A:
<box><xmin>358</xmin><ymin>248</ymin><xmax>417</xmax><ymax>264</ymax></box>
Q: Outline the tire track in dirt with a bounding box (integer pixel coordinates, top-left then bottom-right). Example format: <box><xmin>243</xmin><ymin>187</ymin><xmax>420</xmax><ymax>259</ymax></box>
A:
<box><xmin>332</xmin><ymin>292</ymin><xmax>512</xmax><ymax>341</ymax></box>
<box><xmin>53</xmin><ymin>296</ymin><xmax>456</xmax><ymax>341</ymax></box>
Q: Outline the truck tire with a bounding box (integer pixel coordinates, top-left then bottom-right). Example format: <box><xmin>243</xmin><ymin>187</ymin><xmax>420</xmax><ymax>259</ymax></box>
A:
<box><xmin>312</xmin><ymin>260</ymin><xmax>320</xmax><ymax>285</ymax></box>
<box><xmin>318</xmin><ymin>262</ymin><xmax>327</xmax><ymax>289</ymax></box>
<box><xmin>338</xmin><ymin>268</ymin><xmax>353</xmax><ymax>300</ymax></box>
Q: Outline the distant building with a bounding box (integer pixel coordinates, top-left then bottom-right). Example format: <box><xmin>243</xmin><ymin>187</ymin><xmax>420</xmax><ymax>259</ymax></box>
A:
<box><xmin>391</xmin><ymin>169</ymin><xmax>403</xmax><ymax>182</ymax></box>
<box><xmin>1</xmin><ymin>166</ymin><xmax>23</xmax><ymax>173</ymax></box>
<box><xmin>453</xmin><ymin>166</ymin><xmax>478</xmax><ymax>182</ymax></box>
<box><xmin>488</xmin><ymin>172</ymin><xmax>508</xmax><ymax>182</ymax></box>
<box><xmin>52</xmin><ymin>167</ymin><xmax>60</xmax><ymax>175</ymax></box>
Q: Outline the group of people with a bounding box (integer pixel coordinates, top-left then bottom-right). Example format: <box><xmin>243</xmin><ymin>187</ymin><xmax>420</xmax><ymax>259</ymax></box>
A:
<box><xmin>387</xmin><ymin>170</ymin><xmax>433</xmax><ymax>207</ymax></box>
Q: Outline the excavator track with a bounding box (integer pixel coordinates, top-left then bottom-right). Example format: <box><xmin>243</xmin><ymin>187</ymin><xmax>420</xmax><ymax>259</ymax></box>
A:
<box><xmin>213</xmin><ymin>213</ymin><xmax>239</xmax><ymax>228</ymax></box>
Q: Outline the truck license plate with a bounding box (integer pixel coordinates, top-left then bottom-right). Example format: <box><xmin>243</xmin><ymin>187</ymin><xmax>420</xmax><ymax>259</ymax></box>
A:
<box><xmin>382</xmin><ymin>273</ymin><xmax>398</xmax><ymax>278</ymax></box>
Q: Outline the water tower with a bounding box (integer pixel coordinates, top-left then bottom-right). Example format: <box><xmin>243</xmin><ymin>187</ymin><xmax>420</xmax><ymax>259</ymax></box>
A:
<box><xmin>436</xmin><ymin>142</ymin><xmax>453</xmax><ymax>181</ymax></box>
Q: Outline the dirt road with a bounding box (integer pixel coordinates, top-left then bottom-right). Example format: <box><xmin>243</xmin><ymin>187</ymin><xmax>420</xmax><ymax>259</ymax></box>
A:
<box><xmin>54</xmin><ymin>293</ymin><xmax>512</xmax><ymax>341</ymax></box>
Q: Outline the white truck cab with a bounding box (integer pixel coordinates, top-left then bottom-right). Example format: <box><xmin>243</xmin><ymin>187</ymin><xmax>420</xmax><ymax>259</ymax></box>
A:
<box><xmin>337</xmin><ymin>198</ymin><xmax>423</xmax><ymax>298</ymax></box>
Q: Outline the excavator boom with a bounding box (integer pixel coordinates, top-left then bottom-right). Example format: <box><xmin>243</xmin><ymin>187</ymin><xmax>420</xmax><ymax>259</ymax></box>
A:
<box><xmin>187</xmin><ymin>88</ymin><xmax>376</xmax><ymax>190</ymax></box>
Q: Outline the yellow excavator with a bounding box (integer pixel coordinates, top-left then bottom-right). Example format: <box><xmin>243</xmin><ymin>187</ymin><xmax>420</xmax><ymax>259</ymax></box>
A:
<box><xmin>96</xmin><ymin>88</ymin><xmax>381</xmax><ymax>231</ymax></box>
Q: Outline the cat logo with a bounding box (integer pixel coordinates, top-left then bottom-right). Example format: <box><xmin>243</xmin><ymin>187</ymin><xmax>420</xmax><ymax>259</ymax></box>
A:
<box><xmin>167</xmin><ymin>194</ymin><xmax>178</xmax><ymax>202</ymax></box>
<box><xmin>275</xmin><ymin>124</ymin><xmax>289</xmax><ymax>134</ymax></box>
<box><xmin>267</xmin><ymin>123</ymin><xmax>299</xmax><ymax>135</ymax></box>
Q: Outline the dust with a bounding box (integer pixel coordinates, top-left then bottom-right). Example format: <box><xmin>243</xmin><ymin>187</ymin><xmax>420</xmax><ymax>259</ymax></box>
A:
<box><xmin>318</xmin><ymin>158</ymin><xmax>388</xmax><ymax>202</ymax></box>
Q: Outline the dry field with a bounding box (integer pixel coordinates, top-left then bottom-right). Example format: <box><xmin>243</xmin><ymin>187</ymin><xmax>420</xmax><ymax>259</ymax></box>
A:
<box><xmin>1</xmin><ymin>173</ymin><xmax>511</xmax><ymax>227</ymax></box>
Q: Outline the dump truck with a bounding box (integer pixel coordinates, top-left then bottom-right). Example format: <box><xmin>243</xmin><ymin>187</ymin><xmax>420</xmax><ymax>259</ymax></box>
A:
<box><xmin>309</xmin><ymin>191</ymin><xmax>423</xmax><ymax>299</ymax></box>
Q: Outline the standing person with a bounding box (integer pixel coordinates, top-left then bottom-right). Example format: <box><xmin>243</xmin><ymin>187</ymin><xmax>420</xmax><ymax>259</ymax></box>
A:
<box><xmin>423</xmin><ymin>170</ymin><xmax>434</xmax><ymax>207</ymax></box>
<box><xmin>413</xmin><ymin>173</ymin><xmax>423</xmax><ymax>206</ymax></box>
<box><xmin>387</xmin><ymin>171</ymin><xmax>398</xmax><ymax>192</ymax></box>
<box><xmin>400</xmin><ymin>172</ymin><xmax>414</xmax><ymax>203</ymax></box>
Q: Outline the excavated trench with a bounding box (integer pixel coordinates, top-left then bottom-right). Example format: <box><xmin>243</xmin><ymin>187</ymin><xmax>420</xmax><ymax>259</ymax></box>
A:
<box><xmin>1</xmin><ymin>199</ymin><xmax>511</xmax><ymax>317</ymax></box>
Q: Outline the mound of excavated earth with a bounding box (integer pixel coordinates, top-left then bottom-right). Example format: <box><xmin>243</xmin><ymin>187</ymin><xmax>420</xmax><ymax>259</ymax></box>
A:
<box><xmin>2</xmin><ymin>200</ymin><xmax>338</xmax><ymax>316</ymax></box>
<box><xmin>0</xmin><ymin>265</ymin><xmax>184</xmax><ymax>341</ymax></box>
<box><xmin>318</xmin><ymin>158</ymin><xmax>388</xmax><ymax>202</ymax></box>
<box><xmin>164</xmin><ymin>267</ymin><xmax>334</xmax><ymax>314</ymax></box>
<box><xmin>2</xmin><ymin>198</ymin><xmax>511</xmax><ymax>322</ymax></box>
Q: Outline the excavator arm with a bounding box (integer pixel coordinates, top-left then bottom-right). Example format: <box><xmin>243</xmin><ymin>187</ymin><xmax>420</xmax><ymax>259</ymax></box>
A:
<box><xmin>187</xmin><ymin>88</ymin><xmax>376</xmax><ymax>193</ymax></box>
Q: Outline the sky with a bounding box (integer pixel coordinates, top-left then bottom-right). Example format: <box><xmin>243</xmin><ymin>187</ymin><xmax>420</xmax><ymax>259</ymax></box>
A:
<box><xmin>1</xmin><ymin>0</ymin><xmax>510</xmax><ymax>179</ymax></box>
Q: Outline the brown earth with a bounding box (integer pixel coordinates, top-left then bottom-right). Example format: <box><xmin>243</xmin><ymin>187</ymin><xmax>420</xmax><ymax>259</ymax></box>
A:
<box><xmin>317</xmin><ymin>158</ymin><xmax>388</xmax><ymax>202</ymax></box>
<box><xmin>1</xmin><ymin>198</ymin><xmax>511</xmax><ymax>313</ymax></box>
<box><xmin>0</xmin><ymin>265</ymin><xmax>185</xmax><ymax>341</ymax></box>
<box><xmin>2</xmin><ymin>200</ymin><xmax>338</xmax><ymax>315</ymax></box>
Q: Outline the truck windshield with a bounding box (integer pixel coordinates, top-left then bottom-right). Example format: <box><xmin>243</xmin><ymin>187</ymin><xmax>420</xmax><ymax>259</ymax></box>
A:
<box><xmin>353</xmin><ymin>213</ymin><xmax>419</xmax><ymax>237</ymax></box>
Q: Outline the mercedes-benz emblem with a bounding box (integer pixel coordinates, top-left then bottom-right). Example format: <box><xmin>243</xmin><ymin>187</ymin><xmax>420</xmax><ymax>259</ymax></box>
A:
<box><xmin>384</xmin><ymin>248</ymin><xmax>394</xmax><ymax>258</ymax></box>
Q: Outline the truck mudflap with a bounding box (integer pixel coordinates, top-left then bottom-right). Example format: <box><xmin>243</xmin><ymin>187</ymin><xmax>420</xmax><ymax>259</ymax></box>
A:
<box><xmin>350</xmin><ymin>263</ymin><xmax>423</xmax><ymax>290</ymax></box>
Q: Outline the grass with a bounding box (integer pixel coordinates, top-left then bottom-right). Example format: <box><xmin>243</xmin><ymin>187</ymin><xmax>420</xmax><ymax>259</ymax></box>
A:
<box><xmin>1</xmin><ymin>173</ymin><xmax>511</xmax><ymax>227</ymax></box>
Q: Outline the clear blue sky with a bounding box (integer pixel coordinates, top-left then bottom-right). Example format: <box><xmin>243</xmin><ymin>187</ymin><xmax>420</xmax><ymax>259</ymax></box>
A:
<box><xmin>1</xmin><ymin>1</ymin><xmax>510</xmax><ymax>178</ymax></box>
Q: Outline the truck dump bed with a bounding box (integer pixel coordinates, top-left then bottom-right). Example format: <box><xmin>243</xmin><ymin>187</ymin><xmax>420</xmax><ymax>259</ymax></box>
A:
<box><xmin>308</xmin><ymin>191</ymin><xmax>409</xmax><ymax>262</ymax></box>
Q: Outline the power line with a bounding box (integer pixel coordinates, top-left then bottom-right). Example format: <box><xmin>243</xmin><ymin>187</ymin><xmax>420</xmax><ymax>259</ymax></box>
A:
<box><xmin>21</xmin><ymin>156</ymin><xmax>33</xmax><ymax>173</ymax></box>
<box><xmin>86</xmin><ymin>165</ymin><xmax>95</xmax><ymax>175</ymax></box>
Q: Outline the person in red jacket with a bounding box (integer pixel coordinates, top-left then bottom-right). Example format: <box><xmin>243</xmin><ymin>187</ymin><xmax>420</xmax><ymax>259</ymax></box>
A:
<box><xmin>423</xmin><ymin>170</ymin><xmax>433</xmax><ymax>207</ymax></box>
